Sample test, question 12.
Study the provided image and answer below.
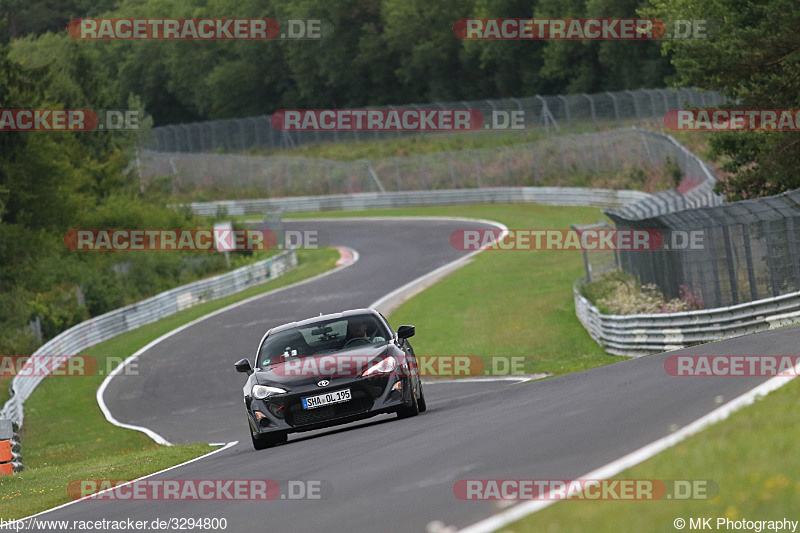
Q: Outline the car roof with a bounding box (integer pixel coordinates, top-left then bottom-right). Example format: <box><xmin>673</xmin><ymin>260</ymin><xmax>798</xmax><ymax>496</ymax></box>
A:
<box><xmin>268</xmin><ymin>308</ymin><xmax>380</xmax><ymax>335</ymax></box>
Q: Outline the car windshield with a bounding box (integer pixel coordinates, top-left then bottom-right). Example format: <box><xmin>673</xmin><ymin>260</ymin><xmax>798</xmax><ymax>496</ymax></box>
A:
<box><xmin>258</xmin><ymin>315</ymin><xmax>389</xmax><ymax>367</ymax></box>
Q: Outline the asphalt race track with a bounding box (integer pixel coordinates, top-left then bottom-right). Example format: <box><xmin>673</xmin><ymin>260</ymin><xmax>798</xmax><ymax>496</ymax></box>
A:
<box><xmin>22</xmin><ymin>218</ymin><xmax>800</xmax><ymax>532</ymax></box>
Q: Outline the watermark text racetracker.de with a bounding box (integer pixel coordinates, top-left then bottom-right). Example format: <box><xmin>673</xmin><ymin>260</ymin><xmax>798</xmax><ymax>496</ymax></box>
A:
<box><xmin>664</xmin><ymin>355</ymin><xmax>800</xmax><ymax>377</ymax></box>
<box><xmin>63</xmin><ymin>229</ymin><xmax>322</xmax><ymax>251</ymax></box>
<box><xmin>268</xmin><ymin>354</ymin><xmax>527</xmax><ymax>378</ymax></box>
<box><xmin>454</xmin><ymin>479</ymin><xmax>718</xmax><ymax>500</ymax></box>
<box><xmin>270</xmin><ymin>109</ymin><xmax>527</xmax><ymax>131</ymax></box>
<box><xmin>0</xmin><ymin>109</ymin><xmax>142</xmax><ymax>131</ymax></box>
<box><xmin>665</xmin><ymin>109</ymin><xmax>800</xmax><ymax>131</ymax></box>
<box><xmin>452</xmin><ymin>18</ymin><xmax>714</xmax><ymax>40</ymax></box>
<box><xmin>673</xmin><ymin>517</ymin><xmax>798</xmax><ymax>532</ymax></box>
<box><xmin>450</xmin><ymin>228</ymin><xmax>706</xmax><ymax>251</ymax></box>
<box><xmin>67</xmin><ymin>479</ymin><xmax>332</xmax><ymax>501</ymax></box>
<box><xmin>67</xmin><ymin>18</ymin><xmax>333</xmax><ymax>40</ymax></box>
<box><xmin>0</xmin><ymin>355</ymin><xmax>138</xmax><ymax>377</ymax></box>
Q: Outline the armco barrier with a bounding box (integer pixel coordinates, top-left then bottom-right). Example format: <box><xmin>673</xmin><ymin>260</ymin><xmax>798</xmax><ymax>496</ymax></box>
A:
<box><xmin>184</xmin><ymin>187</ymin><xmax>652</xmax><ymax>216</ymax></box>
<box><xmin>574</xmin><ymin>283</ymin><xmax>800</xmax><ymax>357</ymax></box>
<box><xmin>0</xmin><ymin>250</ymin><xmax>297</xmax><ymax>427</ymax></box>
<box><xmin>0</xmin><ymin>418</ymin><xmax>22</xmax><ymax>475</ymax></box>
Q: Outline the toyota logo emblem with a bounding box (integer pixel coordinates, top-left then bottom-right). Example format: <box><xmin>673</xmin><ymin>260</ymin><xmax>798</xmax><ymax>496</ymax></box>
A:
<box><xmin>317</xmin><ymin>380</ymin><xmax>329</xmax><ymax>387</ymax></box>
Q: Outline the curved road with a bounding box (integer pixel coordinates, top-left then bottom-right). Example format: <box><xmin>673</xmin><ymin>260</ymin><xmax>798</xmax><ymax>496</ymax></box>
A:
<box><xmin>22</xmin><ymin>218</ymin><xmax>800</xmax><ymax>532</ymax></box>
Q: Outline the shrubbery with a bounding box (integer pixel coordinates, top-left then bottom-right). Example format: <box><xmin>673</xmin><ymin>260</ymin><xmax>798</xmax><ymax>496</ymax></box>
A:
<box><xmin>581</xmin><ymin>270</ymin><xmax>704</xmax><ymax>315</ymax></box>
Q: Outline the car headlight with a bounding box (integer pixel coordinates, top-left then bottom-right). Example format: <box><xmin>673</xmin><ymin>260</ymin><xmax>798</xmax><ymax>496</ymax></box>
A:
<box><xmin>361</xmin><ymin>357</ymin><xmax>397</xmax><ymax>377</ymax></box>
<box><xmin>252</xmin><ymin>385</ymin><xmax>287</xmax><ymax>400</ymax></box>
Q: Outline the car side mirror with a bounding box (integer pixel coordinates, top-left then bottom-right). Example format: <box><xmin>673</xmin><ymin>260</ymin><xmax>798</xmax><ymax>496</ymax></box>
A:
<box><xmin>235</xmin><ymin>358</ymin><xmax>253</xmax><ymax>375</ymax></box>
<box><xmin>396</xmin><ymin>325</ymin><xmax>415</xmax><ymax>340</ymax></box>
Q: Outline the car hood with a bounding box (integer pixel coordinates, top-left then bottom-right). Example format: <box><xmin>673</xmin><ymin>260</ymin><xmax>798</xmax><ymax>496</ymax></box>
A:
<box><xmin>254</xmin><ymin>344</ymin><xmax>391</xmax><ymax>387</ymax></box>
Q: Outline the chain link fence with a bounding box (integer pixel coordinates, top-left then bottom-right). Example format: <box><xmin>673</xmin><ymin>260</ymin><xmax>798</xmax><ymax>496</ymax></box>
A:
<box><xmin>606</xmin><ymin>189</ymin><xmax>800</xmax><ymax>309</ymax></box>
<box><xmin>138</xmin><ymin>128</ymin><xmax>709</xmax><ymax>198</ymax></box>
<box><xmin>142</xmin><ymin>87</ymin><xmax>723</xmax><ymax>153</ymax></box>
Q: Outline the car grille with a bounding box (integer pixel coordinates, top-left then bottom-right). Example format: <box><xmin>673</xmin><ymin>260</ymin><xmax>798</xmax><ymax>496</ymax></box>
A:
<box><xmin>286</xmin><ymin>390</ymin><xmax>374</xmax><ymax>427</ymax></box>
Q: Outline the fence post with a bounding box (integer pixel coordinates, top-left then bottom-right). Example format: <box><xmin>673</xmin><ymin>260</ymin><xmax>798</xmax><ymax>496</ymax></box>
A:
<box><xmin>473</xmin><ymin>150</ymin><xmax>482</xmax><ymax>188</ymax></box>
<box><xmin>741</xmin><ymin>224</ymin><xmax>759</xmax><ymax>301</ymax></box>
<box><xmin>787</xmin><ymin>217</ymin><xmax>800</xmax><ymax>291</ymax></box>
<box><xmin>721</xmin><ymin>225</ymin><xmax>739</xmax><ymax>304</ymax></box>
<box><xmin>606</xmin><ymin>91</ymin><xmax>620</xmax><ymax>124</ymax></box>
<box><xmin>558</xmin><ymin>95</ymin><xmax>571</xmax><ymax>125</ymax></box>
<box><xmin>365</xmin><ymin>162</ymin><xmax>386</xmax><ymax>193</ymax></box>
<box><xmin>764</xmin><ymin>219</ymin><xmax>781</xmax><ymax>297</ymax></box>
<box><xmin>626</xmin><ymin>90</ymin><xmax>641</xmax><ymax>119</ymax></box>
<box><xmin>643</xmin><ymin>89</ymin><xmax>658</xmax><ymax>117</ymax></box>
<box><xmin>582</xmin><ymin>93</ymin><xmax>597</xmax><ymax>127</ymax></box>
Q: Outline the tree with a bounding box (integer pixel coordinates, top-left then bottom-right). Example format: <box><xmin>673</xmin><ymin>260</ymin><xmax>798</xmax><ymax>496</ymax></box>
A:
<box><xmin>460</xmin><ymin>0</ymin><xmax>547</xmax><ymax>97</ymax></box>
<box><xmin>645</xmin><ymin>0</ymin><xmax>800</xmax><ymax>200</ymax></box>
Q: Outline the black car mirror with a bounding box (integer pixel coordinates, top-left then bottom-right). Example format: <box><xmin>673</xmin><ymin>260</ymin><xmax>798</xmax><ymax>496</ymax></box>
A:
<box><xmin>396</xmin><ymin>325</ymin><xmax>415</xmax><ymax>340</ymax></box>
<box><xmin>235</xmin><ymin>358</ymin><xmax>253</xmax><ymax>375</ymax></box>
<box><xmin>311</xmin><ymin>325</ymin><xmax>332</xmax><ymax>336</ymax></box>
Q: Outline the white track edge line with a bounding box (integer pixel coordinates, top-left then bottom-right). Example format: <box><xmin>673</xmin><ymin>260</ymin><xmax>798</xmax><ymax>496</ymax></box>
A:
<box><xmin>369</xmin><ymin>217</ymin><xmax>508</xmax><ymax>310</ymax></box>
<box><xmin>457</xmin><ymin>362</ymin><xmax>800</xmax><ymax>533</ymax></box>
<box><xmin>12</xmin><ymin>441</ymin><xmax>238</xmax><ymax>525</ymax></box>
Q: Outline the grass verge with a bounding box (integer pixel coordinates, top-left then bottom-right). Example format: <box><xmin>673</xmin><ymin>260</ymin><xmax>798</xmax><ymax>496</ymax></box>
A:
<box><xmin>508</xmin><ymin>376</ymin><xmax>800</xmax><ymax>533</ymax></box>
<box><xmin>288</xmin><ymin>203</ymin><xmax>625</xmax><ymax>376</ymax></box>
<box><xmin>0</xmin><ymin>248</ymin><xmax>339</xmax><ymax>519</ymax></box>
<box><xmin>244</xmin><ymin>124</ymin><xmax>622</xmax><ymax>161</ymax></box>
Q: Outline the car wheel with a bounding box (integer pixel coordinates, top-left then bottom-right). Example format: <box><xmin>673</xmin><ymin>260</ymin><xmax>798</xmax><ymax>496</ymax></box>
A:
<box><xmin>396</xmin><ymin>383</ymin><xmax>420</xmax><ymax>419</ymax></box>
<box><xmin>417</xmin><ymin>380</ymin><xmax>427</xmax><ymax>413</ymax></box>
<box><xmin>251</xmin><ymin>431</ymin><xmax>287</xmax><ymax>450</ymax></box>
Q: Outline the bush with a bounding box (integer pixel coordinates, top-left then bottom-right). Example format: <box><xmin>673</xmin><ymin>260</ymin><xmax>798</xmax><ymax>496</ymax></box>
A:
<box><xmin>582</xmin><ymin>271</ymin><xmax>705</xmax><ymax>314</ymax></box>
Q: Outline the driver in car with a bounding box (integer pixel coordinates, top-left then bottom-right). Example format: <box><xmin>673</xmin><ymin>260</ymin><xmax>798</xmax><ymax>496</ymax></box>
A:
<box><xmin>347</xmin><ymin>320</ymin><xmax>370</xmax><ymax>341</ymax></box>
<box><xmin>345</xmin><ymin>319</ymin><xmax>387</xmax><ymax>346</ymax></box>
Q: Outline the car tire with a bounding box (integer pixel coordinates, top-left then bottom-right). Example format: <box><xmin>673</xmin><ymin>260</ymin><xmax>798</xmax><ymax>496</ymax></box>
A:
<box><xmin>396</xmin><ymin>383</ymin><xmax>420</xmax><ymax>419</ymax></box>
<box><xmin>417</xmin><ymin>380</ymin><xmax>427</xmax><ymax>413</ymax></box>
<box><xmin>251</xmin><ymin>431</ymin><xmax>287</xmax><ymax>450</ymax></box>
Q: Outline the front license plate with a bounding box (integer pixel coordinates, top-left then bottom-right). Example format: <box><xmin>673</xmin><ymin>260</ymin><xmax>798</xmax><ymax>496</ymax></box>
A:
<box><xmin>302</xmin><ymin>388</ymin><xmax>351</xmax><ymax>409</ymax></box>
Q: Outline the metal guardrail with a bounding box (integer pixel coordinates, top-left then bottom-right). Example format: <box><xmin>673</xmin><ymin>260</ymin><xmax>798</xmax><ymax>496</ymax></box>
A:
<box><xmin>185</xmin><ymin>187</ymin><xmax>652</xmax><ymax>216</ymax></box>
<box><xmin>574</xmin><ymin>282</ymin><xmax>800</xmax><ymax>357</ymax></box>
<box><xmin>0</xmin><ymin>250</ymin><xmax>297</xmax><ymax>427</ymax></box>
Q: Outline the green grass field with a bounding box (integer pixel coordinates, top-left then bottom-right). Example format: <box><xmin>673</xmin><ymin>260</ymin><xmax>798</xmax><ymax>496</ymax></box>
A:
<box><xmin>245</xmin><ymin>124</ymin><xmax>617</xmax><ymax>161</ymax></box>
<box><xmin>0</xmin><ymin>248</ymin><xmax>339</xmax><ymax>519</ymax></box>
